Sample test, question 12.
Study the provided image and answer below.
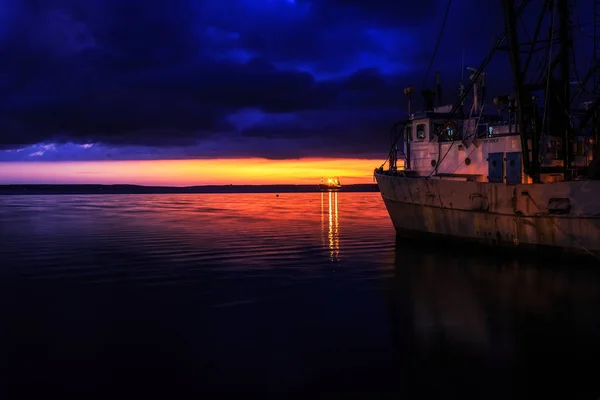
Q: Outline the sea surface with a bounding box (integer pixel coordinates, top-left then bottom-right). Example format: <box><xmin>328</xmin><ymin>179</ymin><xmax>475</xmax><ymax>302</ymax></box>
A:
<box><xmin>1</xmin><ymin>192</ymin><xmax>600</xmax><ymax>399</ymax></box>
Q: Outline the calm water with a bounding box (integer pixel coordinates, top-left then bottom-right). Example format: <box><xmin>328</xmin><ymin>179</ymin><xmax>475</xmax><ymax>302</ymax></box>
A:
<box><xmin>1</xmin><ymin>193</ymin><xmax>600</xmax><ymax>399</ymax></box>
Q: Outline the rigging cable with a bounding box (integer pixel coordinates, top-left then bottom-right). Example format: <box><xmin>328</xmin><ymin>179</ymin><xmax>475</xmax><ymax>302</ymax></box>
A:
<box><xmin>570</xmin><ymin>0</ymin><xmax>600</xmax><ymax>100</ymax></box>
<box><xmin>427</xmin><ymin>0</ymin><xmax>531</xmax><ymax>177</ymax></box>
<box><xmin>378</xmin><ymin>0</ymin><xmax>453</xmax><ymax>170</ymax></box>
<box><xmin>422</xmin><ymin>0</ymin><xmax>453</xmax><ymax>89</ymax></box>
<box><xmin>518</xmin><ymin>2</ymin><xmax>553</xmax><ymax>86</ymax></box>
<box><xmin>380</xmin><ymin>0</ymin><xmax>530</xmax><ymax>174</ymax></box>
<box><xmin>541</xmin><ymin>0</ymin><xmax>556</xmax><ymax>139</ymax></box>
<box><xmin>378</xmin><ymin>120</ymin><xmax>408</xmax><ymax>169</ymax></box>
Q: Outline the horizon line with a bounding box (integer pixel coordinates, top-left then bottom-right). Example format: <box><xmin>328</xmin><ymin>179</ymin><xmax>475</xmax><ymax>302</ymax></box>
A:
<box><xmin>0</xmin><ymin>183</ymin><xmax>378</xmax><ymax>188</ymax></box>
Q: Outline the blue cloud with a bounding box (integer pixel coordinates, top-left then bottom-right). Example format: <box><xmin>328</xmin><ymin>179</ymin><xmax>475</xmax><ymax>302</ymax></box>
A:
<box><xmin>0</xmin><ymin>0</ymin><xmax>551</xmax><ymax>160</ymax></box>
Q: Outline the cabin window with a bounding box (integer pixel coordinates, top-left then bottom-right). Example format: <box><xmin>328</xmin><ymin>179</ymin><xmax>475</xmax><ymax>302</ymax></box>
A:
<box><xmin>416</xmin><ymin>124</ymin><xmax>426</xmax><ymax>140</ymax></box>
<box><xmin>446</xmin><ymin>124</ymin><xmax>456</xmax><ymax>139</ymax></box>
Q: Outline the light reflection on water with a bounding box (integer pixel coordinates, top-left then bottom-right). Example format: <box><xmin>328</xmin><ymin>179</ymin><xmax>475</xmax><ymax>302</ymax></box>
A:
<box><xmin>0</xmin><ymin>193</ymin><xmax>394</xmax><ymax>284</ymax></box>
<box><xmin>0</xmin><ymin>193</ymin><xmax>600</xmax><ymax>398</ymax></box>
<box><xmin>322</xmin><ymin>191</ymin><xmax>340</xmax><ymax>262</ymax></box>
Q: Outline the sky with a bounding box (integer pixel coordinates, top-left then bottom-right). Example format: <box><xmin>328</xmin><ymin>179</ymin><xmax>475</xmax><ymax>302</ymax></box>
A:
<box><xmin>0</xmin><ymin>0</ymin><xmax>595</xmax><ymax>185</ymax></box>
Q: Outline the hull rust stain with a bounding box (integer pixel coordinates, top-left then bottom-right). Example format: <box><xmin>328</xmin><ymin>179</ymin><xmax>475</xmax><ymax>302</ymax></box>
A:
<box><xmin>375</xmin><ymin>173</ymin><xmax>600</xmax><ymax>258</ymax></box>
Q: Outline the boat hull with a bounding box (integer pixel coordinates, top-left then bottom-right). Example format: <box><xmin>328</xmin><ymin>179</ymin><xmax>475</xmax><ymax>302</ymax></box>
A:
<box><xmin>319</xmin><ymin>185</ymin><xmax>341</xmax><ymax>191</ymax></box>
<box><xmin>375</xmin><ymin>172</ymin><xmax>600</xmax><ymax>260</ymax></box>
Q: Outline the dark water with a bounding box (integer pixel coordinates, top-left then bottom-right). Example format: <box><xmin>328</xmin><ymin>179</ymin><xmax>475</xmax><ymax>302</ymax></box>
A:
<box><xmin>1</xmin><ymin>193</ymin><xmax>600</xmax><ymax>399</ymax></box>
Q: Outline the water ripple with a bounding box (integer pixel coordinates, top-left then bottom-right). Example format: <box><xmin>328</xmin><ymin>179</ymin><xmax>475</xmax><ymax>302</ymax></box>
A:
<box><xmin>0</xmin><ymin>193</ymin><xmax>396</xmax><ymax>285</ymax></box>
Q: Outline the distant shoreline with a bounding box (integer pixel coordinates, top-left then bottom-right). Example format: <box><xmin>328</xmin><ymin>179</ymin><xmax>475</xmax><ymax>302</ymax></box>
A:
<box><xmin>0</xmin><ymin>184</ymin><xmax>379</xmax><ymax>195</ymax></box>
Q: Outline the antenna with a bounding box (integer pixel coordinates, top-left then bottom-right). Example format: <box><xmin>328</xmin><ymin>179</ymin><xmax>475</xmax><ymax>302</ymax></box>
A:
<box><xmin>461</xmin><ymin>46</ymin><xmax>465</xmax><ymax>82</ymax></box>
<box><xmin>436</xmin><ymin>71</ymin><xmax>442</xmax><ymax>107</ymax></box>
<box><xmin>459</xmin><ymin>46</ymin><xmax>465</xmax><ymax>109</ymax></box>
<box><xmin>403</xmin><ymin>87</ymin><xmax>414</xmax><ymax>171</ymax></box>
<box><xmin>594</xmin><ymin>0</ymin><xmax>600</xmax><ymax>159</ymax></box>
<box><xmin>404</xmin><ymin>86</ymin><xmax>414</xmax><ymax>116</ymax></box>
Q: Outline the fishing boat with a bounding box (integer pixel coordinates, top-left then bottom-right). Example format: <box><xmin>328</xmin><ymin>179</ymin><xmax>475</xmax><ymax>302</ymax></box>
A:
<box><xmin>319</xmin><ymin>177</ymin><xmax>342</xmax><ymax>191</ymax></box>
<box><xmin>374</xmin><ymin>0</ymin><xmax>600</xmax><ymax>260</ymax></box>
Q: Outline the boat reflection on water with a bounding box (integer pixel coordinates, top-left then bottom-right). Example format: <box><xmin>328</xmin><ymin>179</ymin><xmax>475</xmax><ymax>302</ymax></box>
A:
<box><xmin>321</xmin><ymin>191</ymin><xmax>339</xmax><ymax>262</ymax></box>
<box><xmin>388</xmin><ymin>239</ymin><xmax>600</xmax><ymax>399</ymax></box>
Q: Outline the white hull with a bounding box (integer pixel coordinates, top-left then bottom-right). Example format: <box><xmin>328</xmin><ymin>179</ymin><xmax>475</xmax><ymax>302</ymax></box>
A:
<box><xmin>375</xmin><ymin>172</ymin><xmax>600</xmax><ymax>259</ymax></box>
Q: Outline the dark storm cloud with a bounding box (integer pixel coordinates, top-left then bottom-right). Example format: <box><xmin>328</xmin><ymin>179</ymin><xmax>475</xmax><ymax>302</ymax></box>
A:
<box><xmin>307</xmin><ymin>0</ymin><xmax>440</xmax><ymax>26</ymax></box>
<box><xmin>0</xmin><ymin>0</ymin><xmax>502</xmax><ymax>158</ymax></box>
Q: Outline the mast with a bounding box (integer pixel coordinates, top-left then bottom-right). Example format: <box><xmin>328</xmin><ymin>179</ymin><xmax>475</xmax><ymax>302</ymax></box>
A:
<box><xmin>501</xmin><ymin>0</ymin><xmax>577</xmax><ymax>182</ymax></box>
<box><xmin>595</xmin><ymin>0</ymin><xmax>600</xmax><ymax>162</ymax></box>
<box><xmin>501</xmin><ymin>0</ymin><xmax>537</xmax><ymax>181</ymax></box>
<box><xmin>562</xmin><ymin>0</ymin><xmax>600</xmax><ymax>178</ymax></box>
<box><xmin>558</xmin><ymin>0</ymin><xmax>572</xmax><ymax>180</ymax></box>
<box><xmin>403</xmin><ymin>87</ymin><xmax>414</xmax><ymax>171</ymax></box>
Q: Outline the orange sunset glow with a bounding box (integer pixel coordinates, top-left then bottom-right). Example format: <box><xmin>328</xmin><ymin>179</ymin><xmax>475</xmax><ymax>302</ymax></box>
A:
<box><xmin>0</xmin><ymin>158</ymin><xmax>384</xmax><ymax>186</ymax></box>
